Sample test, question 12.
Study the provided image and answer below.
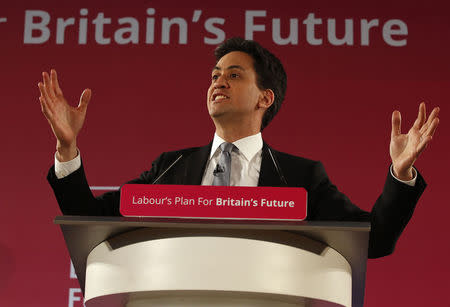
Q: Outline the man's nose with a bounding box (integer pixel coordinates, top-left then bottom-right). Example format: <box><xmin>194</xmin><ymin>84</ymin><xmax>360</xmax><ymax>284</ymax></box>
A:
<box><xmin>214</xmin><ymin>75</ymin><xmax>229</xmax><ymax>88</ymax></box>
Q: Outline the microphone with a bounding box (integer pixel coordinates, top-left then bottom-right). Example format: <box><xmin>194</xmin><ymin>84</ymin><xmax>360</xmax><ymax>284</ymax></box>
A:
<box><xmin>267</xmin><ymin>147</ymin><xmax>288</xmax><ymax>186</ymax></box>
<box><xmin>213</xmin><ymin>164</ymin><xmax>225</xmax><ymax>176</ymax></box>
<box><xmin>152</xmin><ymin>154</ymin><xmax>183</xmax><ymax>184</ymax></box>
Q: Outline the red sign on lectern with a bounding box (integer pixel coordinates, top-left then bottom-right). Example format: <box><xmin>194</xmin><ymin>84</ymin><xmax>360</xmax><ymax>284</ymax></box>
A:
<box><xmin>120</xmin><ymin>184</ymin><xmax>307</xmax><ymax>221</ymax></box>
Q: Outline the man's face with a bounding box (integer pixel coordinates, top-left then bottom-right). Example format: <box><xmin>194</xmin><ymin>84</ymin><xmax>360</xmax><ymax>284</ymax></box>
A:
<box><xmin>207</xmin><ymin>51</ymin><xmax>263</xmax><ymax>124</ymax></box>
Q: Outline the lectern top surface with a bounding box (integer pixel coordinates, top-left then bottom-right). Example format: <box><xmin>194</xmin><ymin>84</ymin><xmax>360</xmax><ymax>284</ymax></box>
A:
<box><xmin>54</xmin><ymin>215</ymin><xmax>370</xmax><ymax>231</ymax></box>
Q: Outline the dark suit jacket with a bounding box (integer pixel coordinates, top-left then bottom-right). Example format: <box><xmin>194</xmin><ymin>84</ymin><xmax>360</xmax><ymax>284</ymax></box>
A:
<box><xmin>47</xmin><ymin>142</ymin><xmax>426</xmax><ymax>258</ymax></box>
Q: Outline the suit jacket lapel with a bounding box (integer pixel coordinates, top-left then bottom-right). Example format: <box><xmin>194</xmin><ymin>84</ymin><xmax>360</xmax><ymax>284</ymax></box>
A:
<box><xmin>181</xmin><ymin>143</ymin><xmax>212</xmax><ymax>185</ymax></box>
<box><xmin>258</xmin><ymin>143</ymin><xmax>284</xmax><ymax>187</ymax></box>
<box><xmin>179</xmin><ymin>142</ymin><xmax>284</xmax><ymax>187</ymax></box>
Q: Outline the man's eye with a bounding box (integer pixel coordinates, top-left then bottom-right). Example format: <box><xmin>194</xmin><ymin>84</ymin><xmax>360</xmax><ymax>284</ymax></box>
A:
<box><xmin>212</xmin><ymin>75</ymin><xmax>219</xmax><ymax>80</ymax></box>
<box><xmin>230</xmin><ymin>73</ymin><xmax>239</xmax><ymax>79</ymax></box>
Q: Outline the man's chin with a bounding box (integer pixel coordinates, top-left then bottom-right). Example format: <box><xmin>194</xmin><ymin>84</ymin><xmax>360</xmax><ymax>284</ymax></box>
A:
<box><xmin>208</xmin><ymin>108</ymin><xmax>227</xmax><ymax>118</ymax></box>
<box><xmin>209</xmin><ymin>111</ymin><xmax>234</xmax><ymax>125</ymax></box>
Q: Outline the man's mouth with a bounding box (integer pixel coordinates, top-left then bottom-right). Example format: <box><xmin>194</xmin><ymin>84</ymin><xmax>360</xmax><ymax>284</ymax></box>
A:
<box><xmin>212</xmin><ymin>93</ymin><xmax>229</xmax><ymax>102</ymax></box>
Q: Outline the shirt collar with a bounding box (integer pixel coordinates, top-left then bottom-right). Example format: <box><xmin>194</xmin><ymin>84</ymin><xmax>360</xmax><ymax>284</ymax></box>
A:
<box><xmin>210</xmin><ymin>132</ymin><xmax>263</xmax><ymax>162</ymax></box>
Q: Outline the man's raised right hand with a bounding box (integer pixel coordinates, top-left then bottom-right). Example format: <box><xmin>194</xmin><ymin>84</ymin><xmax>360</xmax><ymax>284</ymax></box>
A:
<box><xmin>38</xmin><ymin>69</ymin><xmax>91</xmax><ymax>162</ymax></box>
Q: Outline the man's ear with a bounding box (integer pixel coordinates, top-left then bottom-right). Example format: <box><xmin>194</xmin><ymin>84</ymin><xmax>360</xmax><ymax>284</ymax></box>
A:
<box><xmin>257</xmin><ymin>89</ymin><xmax>275</xmax><ymax>110</ymax></box>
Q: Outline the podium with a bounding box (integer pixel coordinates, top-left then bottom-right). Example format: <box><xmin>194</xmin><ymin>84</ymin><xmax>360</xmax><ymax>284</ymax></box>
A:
<box><xmin>55</xmin><ymin>216</ymin><xmax>370</xmax><ymax>307</ymax></box>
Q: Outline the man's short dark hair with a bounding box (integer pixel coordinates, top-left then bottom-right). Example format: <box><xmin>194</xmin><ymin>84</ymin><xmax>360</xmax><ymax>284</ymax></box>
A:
<box><xmin>214</xmin><ymin>37</ymin><xmax>287</xmax><ymax>130</ymax></box>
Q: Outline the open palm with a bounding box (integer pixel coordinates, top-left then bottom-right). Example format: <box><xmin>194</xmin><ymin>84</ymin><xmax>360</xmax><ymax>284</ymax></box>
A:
<box><xmin>38</xmin><ymin>70</ymin><xmax>91</xmax><ymax>160</ymax></box>
<box><xmin>390</xmin><ymin>103</ymin><xmax>439</xmax><ymax>180</ymax></box>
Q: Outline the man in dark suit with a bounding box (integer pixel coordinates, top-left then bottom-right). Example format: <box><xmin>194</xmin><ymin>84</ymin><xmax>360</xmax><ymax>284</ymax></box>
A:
<box><xmin>39</xmin><ymin>37</ymin><xmax>439</xmax><ymax>258</ymax></box>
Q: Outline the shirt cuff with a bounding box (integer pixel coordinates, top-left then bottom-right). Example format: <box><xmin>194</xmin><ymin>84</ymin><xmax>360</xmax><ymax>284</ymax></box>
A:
<box><xmin>54</xmin><ymin>150</ymin><xmax>81</xmax><ymax>179</ymax></box>
<box><xmin>390</xmin><ymin>165</ymin><xmax>417</xmax><ymax>187</ymax></box>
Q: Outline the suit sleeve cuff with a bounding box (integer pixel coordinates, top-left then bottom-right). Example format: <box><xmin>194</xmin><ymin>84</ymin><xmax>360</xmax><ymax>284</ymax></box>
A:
<box><xmin>390</xmin><ymin>165</ymin><xmax>417</xmax><ymax>187</ymax></box>
<box><xmin>54</xmin><ymin>149</ymin><xmax>81</xmax><ymax>179</ymax></box>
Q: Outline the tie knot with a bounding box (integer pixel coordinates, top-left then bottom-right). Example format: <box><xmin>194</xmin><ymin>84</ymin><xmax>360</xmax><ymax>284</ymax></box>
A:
<box><xmin>220</xmin><ymin>142</ymin><xmax>235</xmax><ymax>154</ymax></box>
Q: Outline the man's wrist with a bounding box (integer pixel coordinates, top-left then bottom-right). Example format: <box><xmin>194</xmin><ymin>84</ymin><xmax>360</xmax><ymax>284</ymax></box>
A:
<box><xmin>392</xmin><ymin>166</ymin><xmax>414</xmax><ymax>181</ymax></box>
<box><xmin>54</xmin><ymin>149</ymin><xmax>81</xmax><ymax>179</ymax></box>
<box><xmin>390</xmin><ymin>165</ymin><xmax>417</xmax><ymax>187</ymax></box>
<box><xmin>56</xmin><ymin>142</ymin><xmax>77</xmax><ymax>162</ymax></box>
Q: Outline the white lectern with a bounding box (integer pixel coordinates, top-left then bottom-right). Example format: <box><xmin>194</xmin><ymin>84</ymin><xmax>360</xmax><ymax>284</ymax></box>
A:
<box><xmin>55</xmin><ymin>216</ymin><xmax>370</xmax><ymax>307</ymax></box>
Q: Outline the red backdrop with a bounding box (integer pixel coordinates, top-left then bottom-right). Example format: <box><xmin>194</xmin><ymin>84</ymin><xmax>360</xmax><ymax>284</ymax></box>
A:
<box><xmin>0</xmin><ymin>1</ymin><xmax>449</xmax><ymax>306</ymax></box>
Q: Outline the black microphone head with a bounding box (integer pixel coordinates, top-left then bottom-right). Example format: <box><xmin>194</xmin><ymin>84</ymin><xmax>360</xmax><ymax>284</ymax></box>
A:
<box><xmin>213</xmin><ymin>164</ymin><xmax>225</xmax><ymax>176</ymax></box>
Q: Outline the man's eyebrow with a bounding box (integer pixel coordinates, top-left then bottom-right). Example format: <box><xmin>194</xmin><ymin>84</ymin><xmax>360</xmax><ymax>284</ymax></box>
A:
<box><xmin>212</xmin><ymin>65</ymin><xmax>246</xmax><ymax>72</ymax></box>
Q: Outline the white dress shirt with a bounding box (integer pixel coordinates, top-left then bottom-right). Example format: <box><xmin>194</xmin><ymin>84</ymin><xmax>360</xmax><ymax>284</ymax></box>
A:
<box><xmin>201</xmin><ymin>133</ymin><xmax>263</xmax><ymax>186</ymax></box>
<box><xmin>54</xmin><ymin>134</ymin><xmax>416</xmax><ymax>187</ymax></box>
